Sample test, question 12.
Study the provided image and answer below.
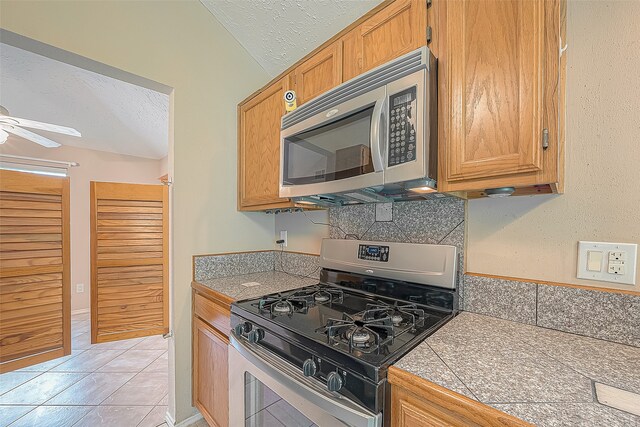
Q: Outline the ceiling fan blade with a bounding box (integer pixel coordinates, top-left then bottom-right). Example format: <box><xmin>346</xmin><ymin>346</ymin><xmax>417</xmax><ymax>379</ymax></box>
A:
<box><xmin>3</xmin><ymin>126</ymin><xmax>62</xmax><ymax>148</ymax></box>
<box><xmin>0</xmin><ymin>115</ymin><xmax>81</xmax><ymax>137</ymax></box>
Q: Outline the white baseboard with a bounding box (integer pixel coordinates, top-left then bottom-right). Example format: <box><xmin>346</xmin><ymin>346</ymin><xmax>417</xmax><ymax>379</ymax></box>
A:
<box><xmin>165</xmin><ymin>411</ymin><xmax>203</xmax><ymax>427</ymax></box>
<box><xmin>71</xmin><ymin>308</ymin><xmax>90</xmax><ymax>315</ymax></box>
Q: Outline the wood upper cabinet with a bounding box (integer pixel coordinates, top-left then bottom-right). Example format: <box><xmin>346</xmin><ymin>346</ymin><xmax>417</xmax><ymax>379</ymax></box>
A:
<box><xmin>294</xmin><ymin>42</ymin><xmax>342</xmax><ymax>105</ymax></box>
<box><xmin>238</xmin><ymin>75</ymin><xmax>295</xmax><ymax>210</ymax></box>
<box><xmin>237</xmin><ymin>0</ymin><xmax>566</xmax><ymax>205</ymax></box>
<box><xmin>342</xmin><ymin>0</ymin><xmax>427</xmax><ymax>81</ymax></box>
<box><xmin>435</xmin><ymin>0</ymin><xmax>565</xmax><ymax>194</ymax></box>
<box><xmin>389</xmin><ymin>366</ymin><xmax>532</xmax><ymax>427</ymax></box>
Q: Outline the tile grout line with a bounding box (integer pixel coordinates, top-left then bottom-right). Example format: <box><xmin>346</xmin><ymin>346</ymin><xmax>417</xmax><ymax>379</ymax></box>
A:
<box><xmin>4</xmin><ymin>316</ymin><xmax>93</xmax><ymax>426</ymax></box>
<box><xmin>3</xmin><ymin>316</ymin><xmax>168</xmax><ymax>427</ymax></box>
<box><xmin>425</xmin><ymin>342</ymin><xmax>481</xmax><ymax>402</ymax></box>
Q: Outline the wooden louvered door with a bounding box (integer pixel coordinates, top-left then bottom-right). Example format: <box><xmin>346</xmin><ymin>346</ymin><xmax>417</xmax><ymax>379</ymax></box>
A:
<box><xmin>90</xmin><ymin>182</ymin><xmax>168</xmax><ymax>343</ymax></box>
<box><xmin>0</xmin><ymin>170</ymin><xmax>71</xmax><ymax>373</ymax></box>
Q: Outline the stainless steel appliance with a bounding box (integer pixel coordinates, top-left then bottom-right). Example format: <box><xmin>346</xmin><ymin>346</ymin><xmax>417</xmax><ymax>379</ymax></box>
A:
<box><xmin>279</xmin><ymin>47</ymin><xmax>438</xmax><ymax>206</ymax></box>
<box><xmin>229</xmin><ymin>239</ymin><xmax>458</xmax><ymax>426</ymax></box>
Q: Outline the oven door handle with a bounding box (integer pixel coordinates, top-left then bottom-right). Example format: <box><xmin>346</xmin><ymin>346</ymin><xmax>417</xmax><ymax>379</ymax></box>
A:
<box><xmin>370</xmin><ymin>95</ymin><xmax>387</xmax><ymax>173</ymax></box>
<box><xmin>230</xmin><ymin>334</ymin><xmax>382</xmax><ymax>427</ymax></box>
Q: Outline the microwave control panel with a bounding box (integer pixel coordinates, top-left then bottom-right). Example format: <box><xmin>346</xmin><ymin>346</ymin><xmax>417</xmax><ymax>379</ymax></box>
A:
<box><xmin>388</xmin><ymin>86</ymin><xmax>417</xmax><ymax>166</ymax></box>
<box><xmin>358</xmin><ymin>244</ymin><xmax>389</xmax><ymax>262</ymax></box>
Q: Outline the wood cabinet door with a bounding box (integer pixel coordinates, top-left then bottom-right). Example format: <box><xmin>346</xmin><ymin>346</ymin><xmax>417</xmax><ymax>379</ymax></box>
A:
<box><xmin>444</xmin><ymin>0</ymin><xmax>547</xmax><ymax>185</ymax></box>
<box><xmin>90</xmin><ymin>182</ymin><xmax>169</xmax><ymax>343</ymax></box>
<box><xmin>0</xmin><ymin>170</ymin><xmax>71</xmax><ymax>373</ymax></box>
<box><xmin>238</xmin><ymin>76</ymin><xmax>291</xmax><ymax>209</ymax></box>
<box><xmin>193</xmin><ymin>317</ymin><xmax>229</xmax><ymax>427</ymax></box>
<box><xmin>342</xmin><ymin>0</ymin><xmax>427</xmax><ymax>81</ymax></box>
<box><xmin>294</xmin><ymin>42</ymin><xmax>342</xmax><ymax>104</ymax></box>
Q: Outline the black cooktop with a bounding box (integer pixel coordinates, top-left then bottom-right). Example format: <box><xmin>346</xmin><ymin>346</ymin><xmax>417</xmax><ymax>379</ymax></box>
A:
<box><xmin>232</xmin><ymin>268</ymin><xmax>457</xmax><ymax>368</ymax></box>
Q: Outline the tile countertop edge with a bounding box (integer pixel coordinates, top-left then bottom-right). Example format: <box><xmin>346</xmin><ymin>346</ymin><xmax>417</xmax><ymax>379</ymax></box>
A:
<box><xmin>393</xmin><ymin>312</ymin><xmax>640</xmax><ymax>427</ymax></box>
<box><xmin>387</xmin><ymin>365</ymin><xmax>534</xmax><ymax>427</ymax></box>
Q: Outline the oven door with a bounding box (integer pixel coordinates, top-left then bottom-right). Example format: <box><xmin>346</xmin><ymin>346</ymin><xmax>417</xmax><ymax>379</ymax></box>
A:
<box><xmin>229</xmin><ymin>335</ymin><xmax>382</xmax><ymax>427</ymax></box>
<box><xmin>279</xmin><ymin>86</ymin><xmax>387</xmax><ymax>199</ymax></box>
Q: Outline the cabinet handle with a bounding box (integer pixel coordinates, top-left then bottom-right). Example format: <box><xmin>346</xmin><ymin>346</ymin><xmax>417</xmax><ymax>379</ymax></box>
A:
<box><xmin>542</xmin><ymin>128</ymin><xmax>549</xmax><ymax>150</ymax></box>
<box><xmin>426</xmin><ymin>26</ymin><xmax>432</xmax><ymax>44</ymax></box>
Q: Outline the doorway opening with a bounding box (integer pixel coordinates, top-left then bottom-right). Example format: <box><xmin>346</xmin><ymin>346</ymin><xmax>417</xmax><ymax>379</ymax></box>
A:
<box><xmin>0</xmin><ymin>30</ymin><xmax>174</xmax><ymax>427</ymax></box>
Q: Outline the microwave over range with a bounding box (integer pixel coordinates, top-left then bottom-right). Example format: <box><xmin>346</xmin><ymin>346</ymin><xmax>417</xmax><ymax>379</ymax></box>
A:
<box><xmin>280</xmin><ymin>47</ymin><xmax>438</xmax><ymax>206</ymax></box>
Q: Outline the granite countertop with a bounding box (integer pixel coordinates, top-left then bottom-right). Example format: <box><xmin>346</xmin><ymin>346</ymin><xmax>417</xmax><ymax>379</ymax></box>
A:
<box><xmin>194</xmin><ymin>270</ymin><xmax>317</xmax><ymax>301</ymax></box>
<box><xmin>395</xmin><ymin>312</ymin><xmax>640</xmax><ymax>427</ymax></box>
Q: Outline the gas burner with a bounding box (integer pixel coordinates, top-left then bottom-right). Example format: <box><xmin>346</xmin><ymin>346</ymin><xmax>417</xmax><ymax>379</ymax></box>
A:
<box><xmin>272</xmin><ymin>301</ymin><xmax>293</xmax><ymax>314</ymax></box>
<box><xmin>314</xmin><ymin>292</ymin><xmax>331</xmax><ymax>303</ymax></box>
<box><xmin>289</xmin><ymin>285</ymin><xmax>344</xmax><ymax>305</ymax></box>
<box><xmin>255</xmin><ymin>293</ymin><xmax>309</xmax><ymax>317</ymax></box>
<box><xmin>317</xmin><ymin>312</ymin><xmax>396</xmax><ymax>354</ymax></box>
<box><xmin>348</xmin><ymin>329</ymin><xmax>371</xmax><ymax>345</ymax></box>
<box><xmin>364</xmin><ymin>301</ymin><xmax>426</xmax><ymax>329</ymax></box>
<box><xmin>390</xmin><ymin>314</ymin><xmax>404</xmax><ymax>326</ymax></box>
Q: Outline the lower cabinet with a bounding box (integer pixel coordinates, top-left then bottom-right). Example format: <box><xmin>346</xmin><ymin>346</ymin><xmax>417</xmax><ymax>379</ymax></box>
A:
<box><xmin>388</xmin><ymin>366</ymin><xmax>531</xmax><ymax>427</ymax></box>
<box><xmin>192</xmin><ymin>287</ymin><xmax>231</xmax><ymax>427</ymax></box>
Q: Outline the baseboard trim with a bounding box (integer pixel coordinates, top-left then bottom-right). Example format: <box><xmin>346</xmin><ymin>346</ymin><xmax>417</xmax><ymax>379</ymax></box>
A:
<box><xmin>71</xmin><ymin>308</ymin><xmax>90</xmax><ymax>315</ymax></box>
<box><xmin>165</xmin><ymin>411</ymin><xmax>203</xmax><ymax>427</ymax></box>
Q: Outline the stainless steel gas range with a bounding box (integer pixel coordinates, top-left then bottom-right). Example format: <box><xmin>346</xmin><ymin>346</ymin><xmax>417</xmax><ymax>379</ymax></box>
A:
<box><xmin>229</xmin><ymin>239</ymin><xmax>459</xmax><ymax>426</ymax></box>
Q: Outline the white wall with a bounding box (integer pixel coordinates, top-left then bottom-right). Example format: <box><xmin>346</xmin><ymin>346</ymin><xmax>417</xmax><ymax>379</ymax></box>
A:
<box><xmin>0</xmin><ymin>142</ymin><xmax>164</xmax><ymax>311</ymax></box>
<box><xmin>276</xmin><ymin>1</ymin><xmax>640</xmax><ymax>293</ymax></box>
<box><xmin>466</xmin><ymin>0</ymin><xmax>640</xmax><ymax>292</ymax></box>
<box><xmin>0</xmin><ymin>1</ymin><xmax>272</xmax><ymax>422</ymax></box>
<box><xmin>274</xmin><ymin>210</ymin><xmax>329</xmax><ymax>254</ymax></box>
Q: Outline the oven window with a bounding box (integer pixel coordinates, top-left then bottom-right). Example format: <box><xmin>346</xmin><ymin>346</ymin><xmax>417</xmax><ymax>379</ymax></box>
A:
<box><xmin>244</xmin><ymin>372</ymin><xmax>316</xmax><ymax>426</ymax></box>
<box><xmin>283</xmin><ymin>106</ymin><xmax>375</xmax><ymax>185</ymax></box>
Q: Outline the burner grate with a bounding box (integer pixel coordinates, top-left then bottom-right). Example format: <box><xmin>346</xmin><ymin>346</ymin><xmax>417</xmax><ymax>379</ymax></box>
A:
<box><xmin>289</xmin><ymin>285</ymin><xmax>344</xmax><ymax>305</ymax></box>
<box><xmin>316</xmin><ymin>301</ymin><xmax>427</xmax><ymax>354</ymax></box>
<box><xmin>254</xmin><ymin>285</ymin><xmax>344</xmax><ymax>318</ymax></box>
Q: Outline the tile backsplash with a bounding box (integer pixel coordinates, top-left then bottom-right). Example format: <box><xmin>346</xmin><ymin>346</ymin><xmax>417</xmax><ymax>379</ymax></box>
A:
<box><xmin>328</xmin><ymin>197</ymin><xmax>467</xmax><ymax>304</ymax></box>
<box><xmin>193</xmin><ymin>250</ymin><xmax>319</xmax><ymax>282</ymax></box>
<box><xmin>326</xmin><ymin>198</ymin><xmax>639</xmax><ymax>348</ymax></box>
<box><xmin>193</xmin><ymin>197</ymin><xmax>639</xmax><ymax>348</ymax></box>
<box><xmin>193</xmin><ymin>251</ymin><xmax>274</xmax><ymax>282</ymax></box>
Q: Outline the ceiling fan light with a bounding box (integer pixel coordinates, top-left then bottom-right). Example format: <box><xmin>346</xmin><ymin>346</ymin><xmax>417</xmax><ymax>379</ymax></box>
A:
<box><xmin>0</xmin><ymin>129</ymin><xmax>8</xmax><ymax>144</ymax></box>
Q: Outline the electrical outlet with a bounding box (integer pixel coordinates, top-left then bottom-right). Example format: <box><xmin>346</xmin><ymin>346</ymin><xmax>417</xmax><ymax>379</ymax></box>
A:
<box><xmin>279</xmin><ymin>230</ymin><xmax>288</xmax><ymax>247</ymax></box>
<box><xmin>609</xmin><ymin>252</ymin><xmax>626</xmax><ymax>262</ymax></box>
<box><xmin>608</xmin><ymin>261</ymin><xmax>625</xmax><ymax>275</ymax></box>
<box><xmin>76</xmin><ymin>283</ymin><xmax>84</xmax><ymax>293</ymax></box>
<box><xmin>375</xmin><ymin>203</ymin><xmax>393</xmax><ymax>222</ymax></box>
<box><xmin>577</xmin><ymin>241</ymin><xmax>637</xmax><ymax>285</ymax></box>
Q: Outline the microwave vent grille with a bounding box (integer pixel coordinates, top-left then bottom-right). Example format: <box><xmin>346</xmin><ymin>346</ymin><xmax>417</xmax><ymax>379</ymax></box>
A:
<box><xmin>282</xmin><ymin>47</ymin><xmax>430</xmax><ymax>130</ymax></box>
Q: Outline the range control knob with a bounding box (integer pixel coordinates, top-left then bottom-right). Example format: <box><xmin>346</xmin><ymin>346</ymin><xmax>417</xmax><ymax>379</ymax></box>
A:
<box><xmin>247</xmin><ymin>328</ymin><xmax>264</xmax><ymax>343</ymax></box>
<box><xmin>326</xmin><ymin>371</ymin><xmax>344</xmax><ymax>392</ymax></box>
<box><xmin>234</xmin><ymin>322</ymin><xmax>252</xmax><ymax>337</ymax></box>
<box><xmin>302</xmin><ymin>359</ymin><xmax>317</xmax><ymax>377</ymax></box>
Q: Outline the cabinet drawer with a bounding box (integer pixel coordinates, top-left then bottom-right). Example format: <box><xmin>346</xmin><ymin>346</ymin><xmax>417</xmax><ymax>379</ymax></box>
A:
<box><xmin>194</xmin><ymin>293</ymin><xmax>231</xmax><ymax>336</ymax></box>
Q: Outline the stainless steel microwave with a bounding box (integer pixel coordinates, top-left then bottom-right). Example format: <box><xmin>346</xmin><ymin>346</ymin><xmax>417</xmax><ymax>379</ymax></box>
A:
<box><xmin>280</xmin><ymin>47</ymin><xmax>437</xmax><ymax>205</ymax></box>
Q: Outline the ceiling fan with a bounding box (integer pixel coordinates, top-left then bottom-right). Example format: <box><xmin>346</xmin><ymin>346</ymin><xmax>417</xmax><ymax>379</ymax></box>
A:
<box><xmin>0</xmin><ymin>105</ymin><xmax>81</xmax><ymax>148</ymax></box>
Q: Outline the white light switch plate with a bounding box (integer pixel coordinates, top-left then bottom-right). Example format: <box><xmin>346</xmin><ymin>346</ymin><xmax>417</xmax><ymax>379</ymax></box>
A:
<box><xmin>577</xmin><ymin>241</ymin><xmax>637</xmax><ymax>285</ymax></box>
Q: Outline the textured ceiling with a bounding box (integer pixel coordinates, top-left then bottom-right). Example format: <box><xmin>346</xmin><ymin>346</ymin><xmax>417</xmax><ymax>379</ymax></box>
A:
<box><xmin>200</xmin><ymin>0</ymin><xmax>384</xmax><ymax>77</ymax></box>
<box><xmin>0</xmin><ymin>43</ymin><xmax>169</xmax><ymax>159</ymax></box>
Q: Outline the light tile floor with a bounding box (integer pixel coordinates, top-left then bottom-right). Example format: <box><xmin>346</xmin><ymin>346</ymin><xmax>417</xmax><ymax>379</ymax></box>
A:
<box><xmin>0</xmin><ymin>312</ymin><xmax>169</xmax><ymax>427</ymax></box>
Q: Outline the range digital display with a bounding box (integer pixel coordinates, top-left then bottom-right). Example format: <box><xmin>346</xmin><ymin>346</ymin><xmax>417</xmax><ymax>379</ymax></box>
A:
<box><xmin>358</xmin><ymin>244</ymin><xmax>389</xmax><ymax>262</ymax></box>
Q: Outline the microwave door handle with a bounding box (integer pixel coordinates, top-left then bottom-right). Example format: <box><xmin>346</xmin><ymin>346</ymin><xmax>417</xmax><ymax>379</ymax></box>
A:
<box><xmin>370</xmin><ymin>97</ymin><xmax>387</xmax><ymax>173</ymax></box>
